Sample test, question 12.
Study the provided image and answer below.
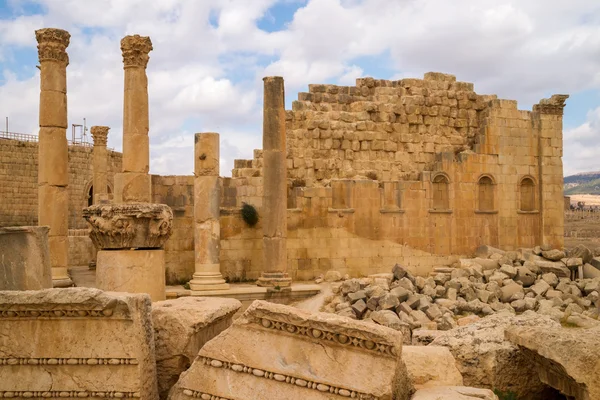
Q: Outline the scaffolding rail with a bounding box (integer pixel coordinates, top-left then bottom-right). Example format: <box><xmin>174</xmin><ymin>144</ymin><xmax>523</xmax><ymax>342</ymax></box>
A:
<box><xmin>0</xmin><ymin>130</ymin><xmax>111</xmax><ymax>149</ymax></box>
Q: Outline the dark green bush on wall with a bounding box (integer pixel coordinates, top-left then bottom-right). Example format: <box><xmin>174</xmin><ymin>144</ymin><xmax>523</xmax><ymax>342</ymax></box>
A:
<box><xmin>241</xmin><ymin>203</ymin><xmax>259</xmax><ymax>227</ymax></box>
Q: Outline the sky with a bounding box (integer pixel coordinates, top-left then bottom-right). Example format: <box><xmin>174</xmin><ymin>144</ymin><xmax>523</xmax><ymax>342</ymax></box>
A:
<box><xmin>0</xmin><ymin>0</ymin><xmax>599</xmax><ymax>177</ymax></box>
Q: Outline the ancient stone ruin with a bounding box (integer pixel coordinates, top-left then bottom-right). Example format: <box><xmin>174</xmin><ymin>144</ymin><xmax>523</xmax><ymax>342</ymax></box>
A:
<box><xmin>0</xmin><ymin>26</ymin><xmax>598</xmax><ymax>400</ymax></box>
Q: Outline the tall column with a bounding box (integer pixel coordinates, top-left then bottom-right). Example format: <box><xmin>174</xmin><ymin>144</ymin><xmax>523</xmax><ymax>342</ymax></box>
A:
<box><xmin>257</xmin><ymin>77</ymin><xmax>291</xmax><ymax>287</ymax></box>
<box><xmin>114</xmin><ymin>34</ymin><xmax>152</xmax><ymax>203</ymax></box>
<box><xmin>91</xmin><ymin>126</ymin><xmax>110</xmax><ymax>204</ymax></box>
<box><xmin>36</xmin><ymin>28</ymin><xmax>72</xmax><ymax>288</ymax></box>
<box><xmin>189</xmin><ymin>132</ymin><xmax>229</xmax><ymax>292</ymax></box>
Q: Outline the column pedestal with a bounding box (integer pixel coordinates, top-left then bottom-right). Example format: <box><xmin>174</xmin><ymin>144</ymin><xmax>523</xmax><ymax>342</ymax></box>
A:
<box><xmin>97</xmin><ymin>249</ymin><xmax>165</xmax><ymax>301</ymax></box>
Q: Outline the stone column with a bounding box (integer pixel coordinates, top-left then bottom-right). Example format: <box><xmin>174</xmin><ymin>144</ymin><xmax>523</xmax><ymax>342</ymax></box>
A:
<box><xmin>189</xmin><ymin>133</ymin><xmax>229</xmax><ymax>292</ymax></box>
<box><xmin>36</xmin><ymin>28</ymin><xmax>72</xmax><ymax>287</ymax></box>
<box><xmin>114</xmin><ymin>34</ymin><xmax>153</xmax><ymax>204</ymax></box>
<box><xmin>91</xmin><ymin>126</ymin><xmax>110</xmax><ymax>204</ymax></box>
<box><xmin>257</xmin><ymin>77</ymin><xmax>291</xmax><ymax>287</ymax></box>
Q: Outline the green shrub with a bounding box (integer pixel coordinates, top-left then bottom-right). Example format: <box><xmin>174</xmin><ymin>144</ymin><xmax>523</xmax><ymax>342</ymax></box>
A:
<box><xmin>241</xmin><ymin>202</ymin><xmax>259</xmax><ymax>227</ymax></box>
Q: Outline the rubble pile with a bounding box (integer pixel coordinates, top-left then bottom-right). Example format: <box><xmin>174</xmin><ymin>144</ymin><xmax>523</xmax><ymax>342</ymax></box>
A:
<box><xmin>320</xmin><ymin>244</ymin><xmax>600</xmax><ymax>338</ymax></box>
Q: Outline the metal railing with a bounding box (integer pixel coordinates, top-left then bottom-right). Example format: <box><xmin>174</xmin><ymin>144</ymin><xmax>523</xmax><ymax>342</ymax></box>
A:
<box><xmin>565</xmin><ymin>209</ymin><xmax>600</xmax><ymax>221</ymax></box>
<box><xmin>0</xmin><ymin>130</ymin><xmax>94</xmax><ymax>148</ymax></box>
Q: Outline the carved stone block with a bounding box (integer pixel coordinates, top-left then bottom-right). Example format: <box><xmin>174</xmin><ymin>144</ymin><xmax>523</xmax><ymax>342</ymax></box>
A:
<box><xmin>168</xmin><ymin>300</ymin><xmax>414</xmax><ymax>400</ymax></box>
<box><xmin>0</xmin><ymin>226</ymin><xmax>52</xmax><ymax>290</ymax></box>
<box><xmin>83</xmin><ymin>203</ymin><xmax>173</xmax><ymax>250</ymax></box>
<box><xmin>0</xmin><ymin>288</ymin><xmax>159</xmax><ymax>399</ymax></box>
<box><xmin>152</xmin><ymin>297</ymin><xmax>242</xmax><ymax>399</ymax></box>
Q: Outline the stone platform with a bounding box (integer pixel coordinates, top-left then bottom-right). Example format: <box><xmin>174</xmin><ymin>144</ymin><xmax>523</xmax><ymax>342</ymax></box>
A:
<box><xmin>69</xmin><ymin>266</ymin><xmax>320</xmax><ymax>311</ymax></box>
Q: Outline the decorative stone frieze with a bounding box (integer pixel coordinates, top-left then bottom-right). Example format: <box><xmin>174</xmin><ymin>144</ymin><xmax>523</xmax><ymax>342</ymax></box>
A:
<box><xmin>83</xmin><ymin>203</ymin><xmax>173</xmax><ymax>250</ymax></box>
<box><xmin>0</xmin><ymin>288</ymin><xmax>159</xmax><ymax>399</ymax></box>
<box><xmin>168</xmin><ymin>300</ymin><xmax>413</xmax><ymax>400</ymax></box>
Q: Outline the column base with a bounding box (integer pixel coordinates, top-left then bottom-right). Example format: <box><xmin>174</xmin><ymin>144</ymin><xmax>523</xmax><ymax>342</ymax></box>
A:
<box><xmin>52</xmin><ymin>277</ymin><xmax>74</xmax><ymax>288</ymax></box>
<box><xmin>189</xmin><ymin>272</ymin><xmax>230</xmax><ymax>293</ymax></box>
<box><xmin>52</xmin><ymin>267</ymin><xmax>73</xmax><ymax>288</ymax></box>
<box><xmin>256</xmin><ymin>272</ymin><xmax>292</xmax><ymax>288</ymax></box>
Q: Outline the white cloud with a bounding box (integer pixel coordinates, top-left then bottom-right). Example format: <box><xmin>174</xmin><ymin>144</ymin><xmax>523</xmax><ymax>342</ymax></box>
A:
<box><xmin>564</xmin><ymin>106</ymin><xmax>600</xmax><ymax>176</ymax></box>
<box><xmin>0</xmin><ymin>0</ymin><xmax>599</xmax><ymax>177</ymax></box>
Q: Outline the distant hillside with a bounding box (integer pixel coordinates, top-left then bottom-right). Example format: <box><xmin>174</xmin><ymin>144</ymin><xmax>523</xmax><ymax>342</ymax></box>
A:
<box><xmin>564</xmin><ymin>171</ymin><xmax>600</xmax><ymax>195</ymax></box>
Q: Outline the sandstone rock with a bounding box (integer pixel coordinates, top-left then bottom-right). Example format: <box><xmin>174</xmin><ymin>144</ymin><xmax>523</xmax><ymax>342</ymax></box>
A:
<box><xmin>365</xmin><ymin>284</ymin><xmax>387</xmax><ymax>299</ymax></box>
<box><xmin>541</xmin><ymin>272</ymin><xmax>558</xmax><ymax>287</ymax></box>
<box><xmin>456</xmin><ymin>315</ymin><xmax>480</xmax><ymax>326</ymax></box>
<box><xmin>545</xmin><ymin>289</ymin><xmax>562</xmax><ymax>300</ymax></box>
<box><xmin>379</xmin><ymin>293</ymin><xmax>400</xmax><ymax>310</ymax></box>
<box><xmin>352</xmin><ymin>299</ymin><xmax>368</xmax><ymax>318</ymax></box>
<box><xmin>498</xmin><ymin>264</ymin><xmax>516</xmax><ymax>279</ymax></box>
<box><xmin>510</xmin><ymin>299</ymin><xmax>527</xmax><ymax>312</ymax></box>
<box><xmin>424</xmin><ymin>304</ymin><xmax>442</xmax><ymax>320</ymax></box>
<box><xmin>565</xmin><ymin>257</ymin><xmax>583</xmax><ymax>268</ymax></box>
<box><xmin>568</xmin><ymin>244</ymin><xmax>593</xmax><ymax>264</ymax></box>
<box><xmin>535</xmin><ymin>260</ymin><xmax>570</xmax><ymax>277</ymax></box>
<box><xmin>437</xmin><ymin>314</ymin><xmax>458</xmax><ymax>330</ymax></box>
<box><xmin>500</xmin><ymin>282</ymin><xmax>523</xmax><ymax>303</ymax></box>
<box><xmin>583</xmin><ymin>263</ymin><xmax>600</xmax><ymax>278</ymax></box>
<box><xmin>411</xmin><ymin>330</ymin><xmax>445</xmax><ymax>345</ymax></box>
<box><xmin>402</xmin><ymin>346</ymin><xmax>463</xmax><ymax>389</ymax></box>
<box><xmin>347</xmin><ymin>290</ymin><xmax>366</xmax><ymax>303</ymax></box>
<box><xmin>506</xmin><ymin>324</ymin><xmax>600</xmax><ymax>400</ymax></box>
<box><xmin>446</xmin><ymin>287</ymin><xmax>458</xmax><ymax>301</ymax></box>
<box><xmin>390</xmin><ymin>286</ymin><xmax>410</xmax><ymax>302</ymax></box>
<box><xmin>341</xmin><ymin>278</ymin><xmax>361</xmax><ymax>294</ymax></box>
<box><xmin>397</xmin><ymin>277</ymin><xmax>416</xmax><ymax>292</ymax></box>
<box><xmin>531</xmin><ymin>280</ymin><xmax>551</xmax><ymax>296</ymax></box>
<box><xmin>398</xmin><ymin>301</ymin><xmax>414</xmax><ymax>315</ymax></box>
<box><xmin>168</xmin><ymin>300</ymin><xmax>414</xmax><ymax>399</ymax></box>
<box><xmin>0</xmin><ymin>288</ymin><xmax>159</xmax><ymax>399</ymax></box>
<box><xmin>152</xmin><ymin>297</ymin><xmax>241</xmax><ymax>399</ymax></box>
<box><xmin>324</xmin><ymin>270</ymin><xmax>343</xmax><ymax>282</ymax></box>
<box><xmin>393</xmin><ymin>263</ymin><xmax>409</xmax><ymax>280</ymax></box>
<box><xmin>475</xmin><ymin>245</ymin><xmax>506</xmax><ymax>259</ymax></box>
<box><xmin>411</xmin><ymin>386</ymin><xmax>498</xmax><ymax>400</ymax></box>
<box><xmin>514</xmin><ymin>267</ymin><xmax>536</xmax><ymax>287</ymax></box>
<box><xmin>541</xmin><ymin>249</ymin><xmax>565</xmax><ymax>261</ymax></box>
<box><xmin>474</xmin><ymin>258</ymin><xmax>499</xmax><ymax>271</ymax></box>
<box><xmin>431</xmin><ymin>312</ymin><xmax>560</xmax><ymax>398</ymax></box>
<box><xmin>410</xmin><ymin>309</ymin><xmax>431</xmax><ymax>326</ymax></box>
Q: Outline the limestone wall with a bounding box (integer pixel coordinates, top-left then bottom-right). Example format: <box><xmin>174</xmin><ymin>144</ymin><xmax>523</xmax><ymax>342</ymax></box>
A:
<box><xmin>151</xmin><ymin>175</ymin><xmax>195</xmax><ymax>284</ymax></box>
<box><xmin>0</xmin><ymin>138</ymin><xmax>122</xmax><ymax>229</ymax></box>
<box><xmin>68</xmin><ymin>228</ymin><xmax>97</xmax><ymax>267</ymax></box>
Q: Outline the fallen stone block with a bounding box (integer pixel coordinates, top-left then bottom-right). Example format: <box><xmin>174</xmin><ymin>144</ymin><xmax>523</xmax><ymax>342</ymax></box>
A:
<box><xmin>432</xmin><ymin>312</ymin><xmax>559</xmax><ymax>399</ymax></box>
<box><xmin>0</xmin><ymin>288</ymin><xmax>158</xmax><ymax>399</ymax></box>
<box><xmin>475</xmin><ymin>245</ymin><xmax>505</xmax><ymax>259</ymax></box>
<box><xmin>152</xmin><ymin>297</ymin><xmax>241</xmax><ymax>400</ymax></box>
<box><xmin>411</xmin><ymin>329</ymin><xmax>445</xmax><ymax>345</ymax></box>
<box><xmin>411</xmin><ymin>386</ymin><xmax>498</xmax><ymax>400</ymax></box>
<box><xmin>403</xmin><ymin>346</ymin><xmax>463</xmax><ymax>389</ymax></box>
<box><xmin>583</xmin><ymin>263</ymin><xmax>600</xmax><ymax>279</ymax></box>
<box><xmin>168</xmin><ymin>300</ymin><xmax>414</xmax><ymax>400</ymax></box>
<box><xmin>505</xmin><ymin>324</ymin><xmax>600</xmax><ymax>400</ymax></box>
<box><xmin>534</xmin><ymin>260</ymin><xmax>570</xmax><ymax>278</ymax></box>
<box><xmin>0</xmin><ymin>226</ymin><xmax>52</xmax><ymax>290</ymax></box>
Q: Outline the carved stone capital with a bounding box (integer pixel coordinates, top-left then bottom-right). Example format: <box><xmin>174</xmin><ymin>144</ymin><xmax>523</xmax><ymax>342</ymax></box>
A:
<box><xmin>35</xmin><ymin>28</ymin><xmax>70</xmax><ymax>65</ymax></box>
<box><xmin>91</xmin><ymin>126</ymin><xmax>110</xmax><ymax>147</ymax></box>
<box><xmin>121</xmin><ymin>35</ymin><xmax>153</xmax><ymax>68</ymax></box>
<box><xmin>83</xmin><ymin>203</ymin><xmax>173</xmax><ymax>250</ymax></box>
<box><xmin>534</xmin><ymin>94</ymin><xmax>569</xmax><ymax>115</ymax></box>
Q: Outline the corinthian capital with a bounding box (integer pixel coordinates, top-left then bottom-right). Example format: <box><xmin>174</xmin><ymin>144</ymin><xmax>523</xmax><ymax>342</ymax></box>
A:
<box><xmin>35</xmin><ymin>28</ymin><xmax>70</xmax><ymax>64</ymax></box>
<box><xmin>91</xmin><ymin>126</ymin><xmax>110</xmax><ymax>147</ymax></box>
<box><xmin>120</xmin><ymin>35</ymin><xmax>153</xmax><ymax>68</ymax></box>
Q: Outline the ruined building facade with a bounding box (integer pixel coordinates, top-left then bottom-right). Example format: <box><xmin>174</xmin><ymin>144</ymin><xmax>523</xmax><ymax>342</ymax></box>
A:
<box><xmin>0</xmin><ymin>72</ymin><xmax>567</xmax><ymax>284</ymax></box>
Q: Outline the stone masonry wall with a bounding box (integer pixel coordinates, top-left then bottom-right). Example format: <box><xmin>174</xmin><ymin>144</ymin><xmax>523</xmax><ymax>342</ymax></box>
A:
<box><xmin>0</xmin><ymin>138</ymin><xmax>122</xmax><ymax>230</ymax></box>
<box><xmin>223</xmin><ymin>72</ymin><xmax>566</xmax><ymax>280</ymax></box>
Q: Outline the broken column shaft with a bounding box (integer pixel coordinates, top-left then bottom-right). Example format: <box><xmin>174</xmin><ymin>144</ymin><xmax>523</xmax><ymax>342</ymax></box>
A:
<box><xmin>257</xmin><ymin>76</ymin><xmax>291</xmax><ymax>288</ymax></box>
<box><xmin>36</xmin><ymin>28</ymin><xmax>72</xmax><ymax>288</ymax></box>
<box><xmin>91</xmin><ymin>126</ymin><xmax>110</xmax><ymax>204</ymax></box>
<box><xmin>189</xmin><ymin>133</ymin><xmax>229</xmax><ymax>292</ymax></box>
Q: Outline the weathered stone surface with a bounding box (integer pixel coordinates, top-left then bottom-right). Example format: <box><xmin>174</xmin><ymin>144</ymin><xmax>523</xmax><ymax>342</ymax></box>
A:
<box><xmin>324</xmin><ymin>270</ymin><xmax>343</xmax><ymax>282</ymax></box>
<box><xmin>96</xmin><ymin>249</ymin><xmax>166</xmax><ymax>301</ymax></box>
<box><xmin>411</xmin><ymin>386</ymin><xmax>498</xmax><ymax>400</ymax></box>
<box><xmin>535</xmin><ymin>260</ymin><xmax>570</xmax><ymax>277</ymax></box>
<box><xmin>506</xmin><ymin>324</ymin><xmax>600</xmax><ymax>400</ymax></box>
<box><xmin>0</xmin><ymin>226</ymin><xmax>52</xmax><ymax>290</ymax></box>
<box><xmin>541</xmin><ymin>249</ymin><xmax>566</xmax><ymax>261</ymax></box>
<box><xmin>168</xmin><ymin>300</ymin><xmax>414</xmax><ymax>400</ymax></box>
<box><xmin>152</xmin><ymin>297</ymin><xmax>241</xmax><ymax>399</ymax></box>
<box><xmin>83</xmin><ymin>203</ymin><xmax>173</xmax><ymax>249</ymax></box>
<box><xmin>0</xmin><ymin>288</ymin><xmax>158</xmax><ymax>399</ymax></box>
<box><xmin>402</xmin><ymin>346</ymin><xmax>463</xmax><ymax>389</ymax></box>
<box><xmin>431</xmin><ymin>312</ymin><xmax>560</xmax><ymax>398</ymax></box>
<box><xmin>568</xmin><ymin>244</ymin><xmax>593</xmax><ymax>264</ymax></box>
